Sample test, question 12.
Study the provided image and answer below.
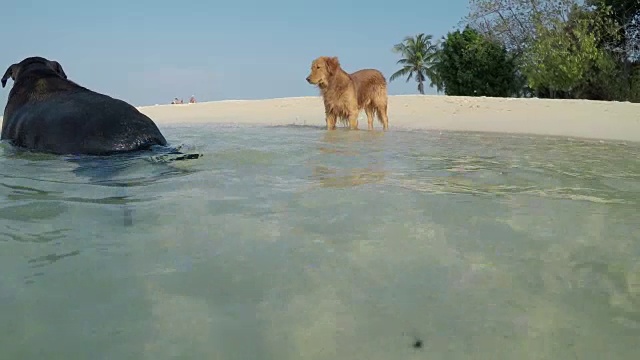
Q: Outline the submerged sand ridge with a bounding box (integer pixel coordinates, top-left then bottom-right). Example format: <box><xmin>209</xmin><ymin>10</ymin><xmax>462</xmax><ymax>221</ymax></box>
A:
<box><xmin>137</xmin><ymin>95</ymin><xmax>640</xmax><ymax>143</ymax></box>
<box><xmin>1</xmin><ymin>95</ymin><xmax>639</xmax><ymax>143</ymax></box>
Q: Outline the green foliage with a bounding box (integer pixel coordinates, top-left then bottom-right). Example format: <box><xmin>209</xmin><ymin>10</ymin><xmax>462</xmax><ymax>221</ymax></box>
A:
<box><xmin>587</xmin><ymin>0</ymin><xmax>640</xmax><ymax>23</ymax></box>
<box><xmin>389</xmin><ymin>33</ymin><xmax>443</xmax><ymax>94</ymax></box>
<box><xmin>398</xmin><ymin>0</ymin><xmax>639</xmax><ymax>102</ymax></box>
<box><xmin>438</xmin><ymin>26</ymin><xmax>521</xmax><ymax>97</ymax></box>
<box><xmin>522</xmin><ymin>5</ymin><xmax>627</xmax><ymax>97</ymax></box>
<box><xmin>574</xmin><ymin>51</ymin><xmax>629</xmax><ymax>100</ymax></box>
<box><xmin>630</xmin><ymin>65</ymin><xmax>640</xmax><ymax>102</ymax></box>
<box><xmin>522</xmin><ymin>21</ymin><xmax>597</xmax><ymax>93</ymax></box>
<box><xmin>464</xmin><ymin>0</ymin><xmax>578</xmax><ymax>54</ymax></box>
<box><xmin>587</xmin><ymin>0</ymin><xmax>640</xmax><ymax>62</ymax></box>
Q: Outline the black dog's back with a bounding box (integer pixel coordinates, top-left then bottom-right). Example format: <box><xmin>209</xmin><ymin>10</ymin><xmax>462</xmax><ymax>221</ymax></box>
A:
<box><xmin>5</xmin><ymin>90</ymin><xmax>167</xmax><ymax>155</ymax></box>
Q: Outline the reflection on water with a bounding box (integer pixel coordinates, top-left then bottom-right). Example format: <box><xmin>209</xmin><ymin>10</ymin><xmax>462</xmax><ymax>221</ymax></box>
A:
<box><xmin>1</xmin><ymin>125</ymin><xmax>640</xmax><ymax>359</ymax></box>
<box><xmin>310</xmin><ymin>130</ymin><xmax>388</xmax><ymax>188</ymax></box>
<box><xmin>310</xmin><ymin>166</ymin><xmax>387</xmax><ymax>188</ymax></box>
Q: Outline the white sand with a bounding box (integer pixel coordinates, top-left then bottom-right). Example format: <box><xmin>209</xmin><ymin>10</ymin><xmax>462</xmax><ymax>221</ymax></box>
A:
<box><xmin>139</xmin><ymin>95</ymin><xmax>640</xmax><ymax>143</ymax></box>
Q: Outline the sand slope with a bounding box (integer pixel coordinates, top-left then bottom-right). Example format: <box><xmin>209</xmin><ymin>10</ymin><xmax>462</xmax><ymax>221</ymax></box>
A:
<box><xmin>139</xmin><ymin>95</ymin><xmax>640</xmax><ymax>143</ymax></box>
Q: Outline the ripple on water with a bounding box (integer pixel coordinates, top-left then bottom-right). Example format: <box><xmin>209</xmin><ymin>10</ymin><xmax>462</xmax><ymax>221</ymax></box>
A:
<box><xmin>0</xmin><ymin>225</ymin><xmax>69</xmax><ymax>244</ymax></box>
<box><xmin>28</xmin><ymin>250</ymin><xmax>81</xmax><ymax>269</ymax></box>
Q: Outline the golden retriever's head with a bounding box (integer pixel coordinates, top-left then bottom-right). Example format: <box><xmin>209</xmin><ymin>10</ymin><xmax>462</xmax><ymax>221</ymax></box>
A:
<box><xmin>305</xmin><ymin>56</ymin><xmax>340</xmax><ymax>88</ymax></box>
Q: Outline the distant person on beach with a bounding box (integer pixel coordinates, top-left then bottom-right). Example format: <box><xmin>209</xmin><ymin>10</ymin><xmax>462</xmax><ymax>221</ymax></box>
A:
<box><xmin>189</xmin><ymin>95</ymin><xmax>197</xmax><ymax>104</ymax></box>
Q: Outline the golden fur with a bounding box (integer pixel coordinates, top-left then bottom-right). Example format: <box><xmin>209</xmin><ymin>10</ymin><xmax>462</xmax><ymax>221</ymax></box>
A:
<box><xmin>306</xmin><ymin>56</ymin><xmax>389</xmax><ymax>130</ymax></box>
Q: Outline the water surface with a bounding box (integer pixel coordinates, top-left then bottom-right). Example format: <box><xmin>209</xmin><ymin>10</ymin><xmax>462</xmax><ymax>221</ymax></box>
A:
<box><xmin>1</xmin><ymin>124</ymin><xmax>640</xmax><ymax>359</ymax></box>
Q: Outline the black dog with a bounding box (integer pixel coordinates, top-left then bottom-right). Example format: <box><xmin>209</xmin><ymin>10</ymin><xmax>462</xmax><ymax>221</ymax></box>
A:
<box><xmin>1</xmin><ymin>56</ymin><xmax>168</xmax><ymax>155</ymax></box>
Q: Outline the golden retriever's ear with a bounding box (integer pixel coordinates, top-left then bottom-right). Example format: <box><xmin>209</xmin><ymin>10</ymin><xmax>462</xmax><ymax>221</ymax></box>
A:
<box><xmin>325</xmin><ymin>57</ymin><xmax>340</xmax><ymax>75</ymax></box>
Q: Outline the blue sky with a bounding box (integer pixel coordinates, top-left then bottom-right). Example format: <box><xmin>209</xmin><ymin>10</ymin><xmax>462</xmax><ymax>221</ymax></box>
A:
<box><xmin>1</xmin><ymin>0</ymin><xmax>470</xmax><ymax>108</ymax></box>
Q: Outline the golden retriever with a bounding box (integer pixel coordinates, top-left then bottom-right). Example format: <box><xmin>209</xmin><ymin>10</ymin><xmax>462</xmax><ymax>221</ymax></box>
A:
<box><xmin>306</xmin><ymin>56</ymin><xmax>389</xmax><ymax>131</ymax></box>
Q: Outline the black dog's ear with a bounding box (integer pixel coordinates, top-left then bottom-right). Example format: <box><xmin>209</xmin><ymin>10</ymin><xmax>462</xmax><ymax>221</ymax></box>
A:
<box><xmin>48</xmin><ymin>60</ymin><xmax>67</xmax><ymax>79</ymax></box>
<box><xmin>1</xmin><ymin>63</ymin><xmax>17</xmax><ymax>88</ymax></box>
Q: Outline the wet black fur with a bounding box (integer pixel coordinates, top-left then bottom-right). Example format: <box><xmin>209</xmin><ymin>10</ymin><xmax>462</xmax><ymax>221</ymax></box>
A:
<box><xmin>1</xmin><ymin>56</ymin><xmax>167</xmax><ymax>155</ymax></box>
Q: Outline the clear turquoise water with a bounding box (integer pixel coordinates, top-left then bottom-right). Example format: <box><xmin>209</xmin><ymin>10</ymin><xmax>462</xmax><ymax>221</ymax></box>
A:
<box><xmin>1</xmin><ymin>124</ymin><xmax>640</xmax><ymax>359</ymax></box>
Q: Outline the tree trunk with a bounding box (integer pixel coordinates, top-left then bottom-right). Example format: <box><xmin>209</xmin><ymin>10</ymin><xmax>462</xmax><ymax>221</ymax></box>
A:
<box><xmin>418</xmin><ymin>81</ymin><xmax>424</xmax><ymax>94</ymax></box>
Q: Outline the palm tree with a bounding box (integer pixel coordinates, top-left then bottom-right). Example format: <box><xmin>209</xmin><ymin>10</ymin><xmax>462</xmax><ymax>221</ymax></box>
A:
<box><xmin>390</xmin><ymin>33</ymin><xmax>443</xmax><ymax>94</ymax></box>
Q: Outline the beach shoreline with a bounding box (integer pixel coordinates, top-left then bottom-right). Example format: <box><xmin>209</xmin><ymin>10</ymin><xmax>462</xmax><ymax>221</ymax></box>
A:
<box><xmin>3</xmin><ymin>95</ymin><xmax>640</xmax><ymax>143</ymax></box>
<box><xmin>138</xmin><ymin>95</ymin><xmax>640</xmax><ymax>143</ymax></box>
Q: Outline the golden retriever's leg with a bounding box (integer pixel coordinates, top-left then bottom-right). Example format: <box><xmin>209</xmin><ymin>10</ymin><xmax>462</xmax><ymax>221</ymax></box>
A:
<box><xmin>326</xmin><ymin>114</ymin><xmax>337</xmax><ymax>130</ymax></box>
<box><xmin>348</xmin><ymin>112</ymin><xmax>359</xmax><ymax>130</ymax></box>
<box><xmin>377</xmin><ymin>103</ymin><xmax>389</xmax><ymax>131</ymax></box>
<box><xmin>365</xmin><ymin>106</ymin><xmax>375</xmax><ymax>130</ymax></box>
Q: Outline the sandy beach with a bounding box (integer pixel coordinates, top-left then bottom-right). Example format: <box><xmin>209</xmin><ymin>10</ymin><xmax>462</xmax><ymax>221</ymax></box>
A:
<box><xmin>137</xmin><ymin>95</ymin><xmax>640</xmax><ymax>143</ymax></box>
<box><xmin>2</xmin><ymin>95</ymin><xmax>639</xmax><ymax>143</ymax></box>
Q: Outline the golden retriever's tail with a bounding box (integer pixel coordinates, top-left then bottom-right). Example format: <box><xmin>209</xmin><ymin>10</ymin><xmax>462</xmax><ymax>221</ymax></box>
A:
<box><xmin>372</xmin><ymin>86</ymin><xmax>389</xmax><ymax>129</ymax></box>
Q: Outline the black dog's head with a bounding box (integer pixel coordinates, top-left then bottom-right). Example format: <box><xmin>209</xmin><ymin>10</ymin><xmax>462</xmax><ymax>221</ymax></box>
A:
<box><xmin>1</xmin><ymin>56</ymin><xmax>67</xmax><ymax>88</ymax></box>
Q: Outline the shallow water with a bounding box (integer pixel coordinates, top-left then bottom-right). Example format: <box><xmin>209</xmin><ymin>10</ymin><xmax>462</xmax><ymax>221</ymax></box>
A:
<box><xmin>1</xmin><ymin>124</ymin><xmax>640</xmax><ymax>360</ymax></box>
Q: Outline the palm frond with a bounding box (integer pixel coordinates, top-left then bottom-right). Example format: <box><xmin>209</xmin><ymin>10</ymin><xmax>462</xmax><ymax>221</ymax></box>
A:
<box><xmin>406</xmin><ymin>71</ymin><xmax>414</xmax><ymax>83</ymax></box>
<box><xmin>389</xmin><ymin>67</ymin><xmax>412</xmax><ymax>82</ymax></box>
